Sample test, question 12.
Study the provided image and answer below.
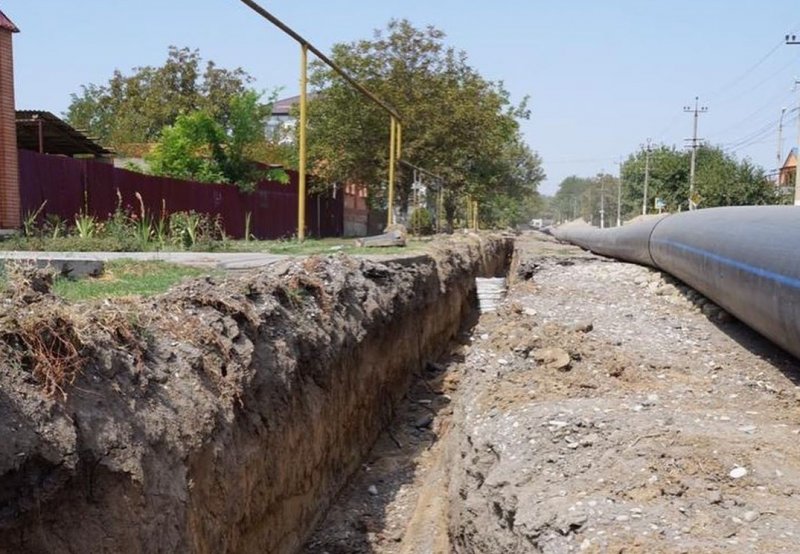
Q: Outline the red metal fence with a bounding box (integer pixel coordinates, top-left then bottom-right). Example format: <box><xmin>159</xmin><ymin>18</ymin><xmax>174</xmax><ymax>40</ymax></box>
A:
<box><xmin>18</xmin><ymin>149</ymin><xmax>343</xmax><ymax>239</ymax></box>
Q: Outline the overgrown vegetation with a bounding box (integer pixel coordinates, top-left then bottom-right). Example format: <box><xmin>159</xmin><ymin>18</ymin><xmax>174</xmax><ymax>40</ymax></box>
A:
<box><xmin>12</xmin><ymin>195</ymin><xmax>227</xmax><ymax>252</ymax></box>
<box><xmin>4</xmin><ymin>206</ymin><xmax>422</xmax><ymax>255</ymax></box>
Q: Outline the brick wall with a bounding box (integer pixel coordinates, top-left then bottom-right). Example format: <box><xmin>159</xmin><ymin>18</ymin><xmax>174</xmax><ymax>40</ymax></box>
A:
<box><xmin>0</xmin><ymin>30</ymin><xmax>20</xmax><ymax>228</ymax></box>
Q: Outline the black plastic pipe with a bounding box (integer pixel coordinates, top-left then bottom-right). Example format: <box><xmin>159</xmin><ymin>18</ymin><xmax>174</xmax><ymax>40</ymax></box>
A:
<box><xmin>553</xmin><ymin>206</ymin><xmax>800</xmax><ymax>359</ymax></box>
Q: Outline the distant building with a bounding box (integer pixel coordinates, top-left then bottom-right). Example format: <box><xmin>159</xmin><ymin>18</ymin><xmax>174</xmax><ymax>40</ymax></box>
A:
<box><xmin>267</xmin><ymin>94</ymin><xmax>301</xmax><ymax>144</ymax></box>
<box><xmin>779</xmin><ymin>148</ymin><xmax>796</xmax><ymax>198</ymax></box>
<box><xmin>268</xmin><ymin>93</ymin><xmax>370</xmax><ymax>236</ymax></box>
<box><xmin>0</xmin><ymin>9</ymin><xmax>20</xmax><ymax>229</ymax></box>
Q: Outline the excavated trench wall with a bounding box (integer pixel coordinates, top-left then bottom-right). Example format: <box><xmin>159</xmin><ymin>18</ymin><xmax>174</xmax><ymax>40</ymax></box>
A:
<box><xmin>0</xmin><ymin>235</ymin><xmax>511</xmax><ymax>554</ymax></box>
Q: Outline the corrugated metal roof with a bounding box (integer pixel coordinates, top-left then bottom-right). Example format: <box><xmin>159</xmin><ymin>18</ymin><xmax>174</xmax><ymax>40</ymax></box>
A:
<box><xmin>0</xmin><ymin>9</ymin><xmax>19</xmax><ymax>33</ymax></box>
<box><xmin>16</xmin><ymin>110</ymin><xmax>114</xmax><ymax>157</ymax></box>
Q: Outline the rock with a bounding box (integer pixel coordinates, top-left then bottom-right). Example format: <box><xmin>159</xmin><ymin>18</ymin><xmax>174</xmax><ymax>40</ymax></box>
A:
<box><xmin>643</xmin><ymin>394</ymin><xmax>659</xmax><ymax>406</ymax></box>
<box><xmin>524</xmin><ymin>308</ymin><xmax>538</xmax><ymax>317</ymax></box>
<box><xmin>558</xmin><ymin>511</ymin><xmax>588</xmax><ymax>534</ymax></box>
<box><xmin>743</xmin><ymin>510</ymin><xmax>759</xmax><ymax>523</ymax></box>
<box><xmin>354</xmin><ymin>228</ymin><xmax>406</xmax><ymax>248</ymax></box>
<box><xmin>368</xmin><ymin>485</ymin><xmax>378</xmax><ymax>496</ymax></box>
<box><xmin>716</xmin><ymin>310</ymin><xmax>733</xmax><ymax>323</ymax></box>
<box><xmin>570</xmin><ymin>321</ymin><xmax>594</xmax><ymax>333</ymax></box>
<box><xmin>426</xmin><ymin>361</ymin><xmax>445</xmax><ymax>373</ymax></box>
<box><xmin>533</xmin><ymin>348</ymin><xmax>572</xmax><ymax>371</ymax></box>
<box><xmin>415</xmin><ymin>415</ymin><xmax>434</xmax><ymax>429</ymax></box>
<box><xmin>708</xmin><ymin>490</ymin><xmax>723</xmax><ymax>504</ymax></box>
<box><xmin>729</xmin><ymin>467</ymin><xmax>748</xmax><ymax>479</ymax></box>
<box><xmin>655</xmin><ymin>284</ymin><xmax>674</xmax><ymax>296</ymax></box>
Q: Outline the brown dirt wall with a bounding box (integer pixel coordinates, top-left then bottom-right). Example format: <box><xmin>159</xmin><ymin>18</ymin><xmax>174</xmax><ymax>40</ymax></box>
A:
<box><xmin>0</xmin><ymin>233</ymin><xmax>512</xmax><ymax>554</ymax></box>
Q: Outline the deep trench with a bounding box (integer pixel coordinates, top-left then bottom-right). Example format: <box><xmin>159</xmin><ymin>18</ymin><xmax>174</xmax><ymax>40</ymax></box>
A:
<box><xmin>0</xmin><ymin>236</ymin><xmax>515</xmax><ymax>554</ymax></box>
<box><xmin>303</xmin><ymin>267</ymin><xmax>512</xmax><ymax>553</ymax></box>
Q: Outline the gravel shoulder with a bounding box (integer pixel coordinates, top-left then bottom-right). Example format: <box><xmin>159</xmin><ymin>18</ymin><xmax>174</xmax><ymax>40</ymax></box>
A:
<box><xmin>449</xmin><ymin>233</ymin><xmax>800</xmax><ymax>553</ymax></box>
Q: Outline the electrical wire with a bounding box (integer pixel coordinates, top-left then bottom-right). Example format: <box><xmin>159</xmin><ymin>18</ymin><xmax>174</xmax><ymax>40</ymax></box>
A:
<box><xmin>711</xmin><ymin>88</ymin><xmax>794</xmax><ymax>138</ymax></box>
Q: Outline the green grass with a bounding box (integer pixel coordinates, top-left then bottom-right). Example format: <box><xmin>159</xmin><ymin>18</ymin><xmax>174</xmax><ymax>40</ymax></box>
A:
<box><xmin>53</xmin><ymin>260</ymin><xmax>207</xmax><ymax>301</ymax></box>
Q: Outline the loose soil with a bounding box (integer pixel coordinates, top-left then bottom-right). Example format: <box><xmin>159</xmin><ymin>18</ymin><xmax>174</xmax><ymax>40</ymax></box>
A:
<box><xmin>307</xmin><ymin>232</ymin><xmax>800</xmax><ymax>553</ymax></box>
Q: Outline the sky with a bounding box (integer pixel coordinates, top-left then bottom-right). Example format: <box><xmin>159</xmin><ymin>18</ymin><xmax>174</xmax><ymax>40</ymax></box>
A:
<box><xmin>3</xmin><ymin>0</ymin><xmax>800</xmax><ymax>195</ymax></box>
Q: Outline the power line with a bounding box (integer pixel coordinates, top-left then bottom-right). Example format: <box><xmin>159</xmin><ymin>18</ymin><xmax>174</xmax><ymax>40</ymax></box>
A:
<box><xmin>710</xmin><ymin>87</ymin><xmax>794</xmax><ymax>138</ymax></box>
<box><xmin>703</xmin><ymin>40</ymin><xmax>784</xmax><ymax>103</ymax></box>
<box><xmin>705</xmin><ymin>20</ymin><xmax>800</xmax><ymax>104</ymax></box>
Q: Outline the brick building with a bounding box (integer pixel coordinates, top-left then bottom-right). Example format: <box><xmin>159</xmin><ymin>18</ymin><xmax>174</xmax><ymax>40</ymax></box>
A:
<box><xmin>0</xmin><ymin>9</ymin><xmax>19</xmax><ymax>229</ymax></box>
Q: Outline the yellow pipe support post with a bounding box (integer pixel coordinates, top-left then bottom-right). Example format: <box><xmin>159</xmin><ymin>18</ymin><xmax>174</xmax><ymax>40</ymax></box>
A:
<box><xmin>298</xmin><ymin>44</ymin><xmax>308</xmax><ymax>241</ymax></box>
<box><xmin>388</xmin><ymin>117</ymin><xmax>396</xmax><ymax>227</ymax></box>
<box><xmin>437</xmin><ymin>186</ymin><xmax>443</xmax><ymax>233</ymax></box>
<box><xmin>396</xmin><ymin>122</ymin><xmax>402</xmax><ymax>159</ymax></box>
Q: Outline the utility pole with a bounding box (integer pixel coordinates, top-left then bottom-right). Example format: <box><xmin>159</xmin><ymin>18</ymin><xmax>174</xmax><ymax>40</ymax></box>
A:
<box><xmin>684</xmin><ymin>96</ymin><xmax>708</xmax><ymax>211</ymax></box>
<box><xmin>642</xmin><ymin>138</ymin><xmax>652</xmax><ymax>216</ymax></box>
<box><xmin>599</xmin><ymin>179</ymin><xmax>605</xmax><ymax>229</ymax></box>
<box><xmin>785</xmin><ymin>35</ymin><xmax>800</xmax><ymax>204</ymax></box>
<box><xmin>616</xmin><ymin>160</ymin><xmax>622</xmax><ymax>227</ymax></box>
<box><xmin>795</xmin><ymin>82</ymin><xmax>800</xmax><ymax>205</ymax></box>
<box><xmin>777</xmin><ymin>107</ymin><xmax>787</xmax><ymax>172</ymax></box>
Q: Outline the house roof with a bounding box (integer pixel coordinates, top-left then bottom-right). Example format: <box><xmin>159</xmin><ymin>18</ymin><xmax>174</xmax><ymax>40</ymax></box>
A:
<box><xmin>16</xmin><ymin>110</ymin><xmax>114</xmax><ymax>157</ymax></box>
<box><xmin>782</xmin><ymin>147</ymin><xmax>797</xmax><ymax>169</ymax></box>
<box><xmin>272</xmin><ymin>95</ymin><xmax>300</xmax><ymax>116</ymax></box>
<box><xmin>271</xmin><ymin>93</ymin><xmax>320</xmax><ymax>116</ymax></box>
<box><xmin>0</xmin><ymin>9</ymin><xmax>19</xmax><ymax>33</ymax></box>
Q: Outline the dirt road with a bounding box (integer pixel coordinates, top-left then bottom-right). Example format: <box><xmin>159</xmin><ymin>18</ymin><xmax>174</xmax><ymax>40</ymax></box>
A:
<box><xmin>307</xmin><ymin>232</ymin><xmax>800</xmax><ymax>553</ymax></box>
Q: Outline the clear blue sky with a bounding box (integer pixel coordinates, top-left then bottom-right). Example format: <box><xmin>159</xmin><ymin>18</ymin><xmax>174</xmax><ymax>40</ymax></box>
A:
<box><xmin>4</xmin><ymin>0</ymin><xmax>800</xmax><ymax>194</ymax></box>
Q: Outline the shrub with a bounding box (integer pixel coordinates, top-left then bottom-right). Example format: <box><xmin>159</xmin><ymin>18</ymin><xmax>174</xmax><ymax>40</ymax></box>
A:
<box><xmin>409</xmin><ymin>208</ymin><xmax>434</xmax><ymax>235</ymax></box>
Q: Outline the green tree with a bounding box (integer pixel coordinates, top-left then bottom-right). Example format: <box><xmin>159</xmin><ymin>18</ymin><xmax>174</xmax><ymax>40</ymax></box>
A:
<box><xmin>304</xmin><ymin>19</ymin><xmax>542</xmax><ymax>226</ymax></box>
<box><xmin>552</xmin><ymin>174</ymin><xmax>622</xmax><ymax>226</ymax></box>
<box><xmin>621</xmin><ymin>144</ymin><xmax>777</xmax><ymax>213</ymax></box>
<box><xmin>146</xmin><ymin>90</ymin><xmax>287</xmax><ymax>192</ymax></box>
<box><xmin>65</xmin><ymin>46</ymin><xmax>253</xmax><ymax>147</ymax></box>
<box><xmin>551</xmin><ymin>175</ymin><xmax>593</xmax><ymax>222</ymax></box>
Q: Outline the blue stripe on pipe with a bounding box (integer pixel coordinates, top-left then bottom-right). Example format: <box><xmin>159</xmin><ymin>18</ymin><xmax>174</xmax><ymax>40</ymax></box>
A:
<box><xmin>652</xmin><ymin>238</ymin><xmax>800</xmax><ymax>291</ymax></box>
